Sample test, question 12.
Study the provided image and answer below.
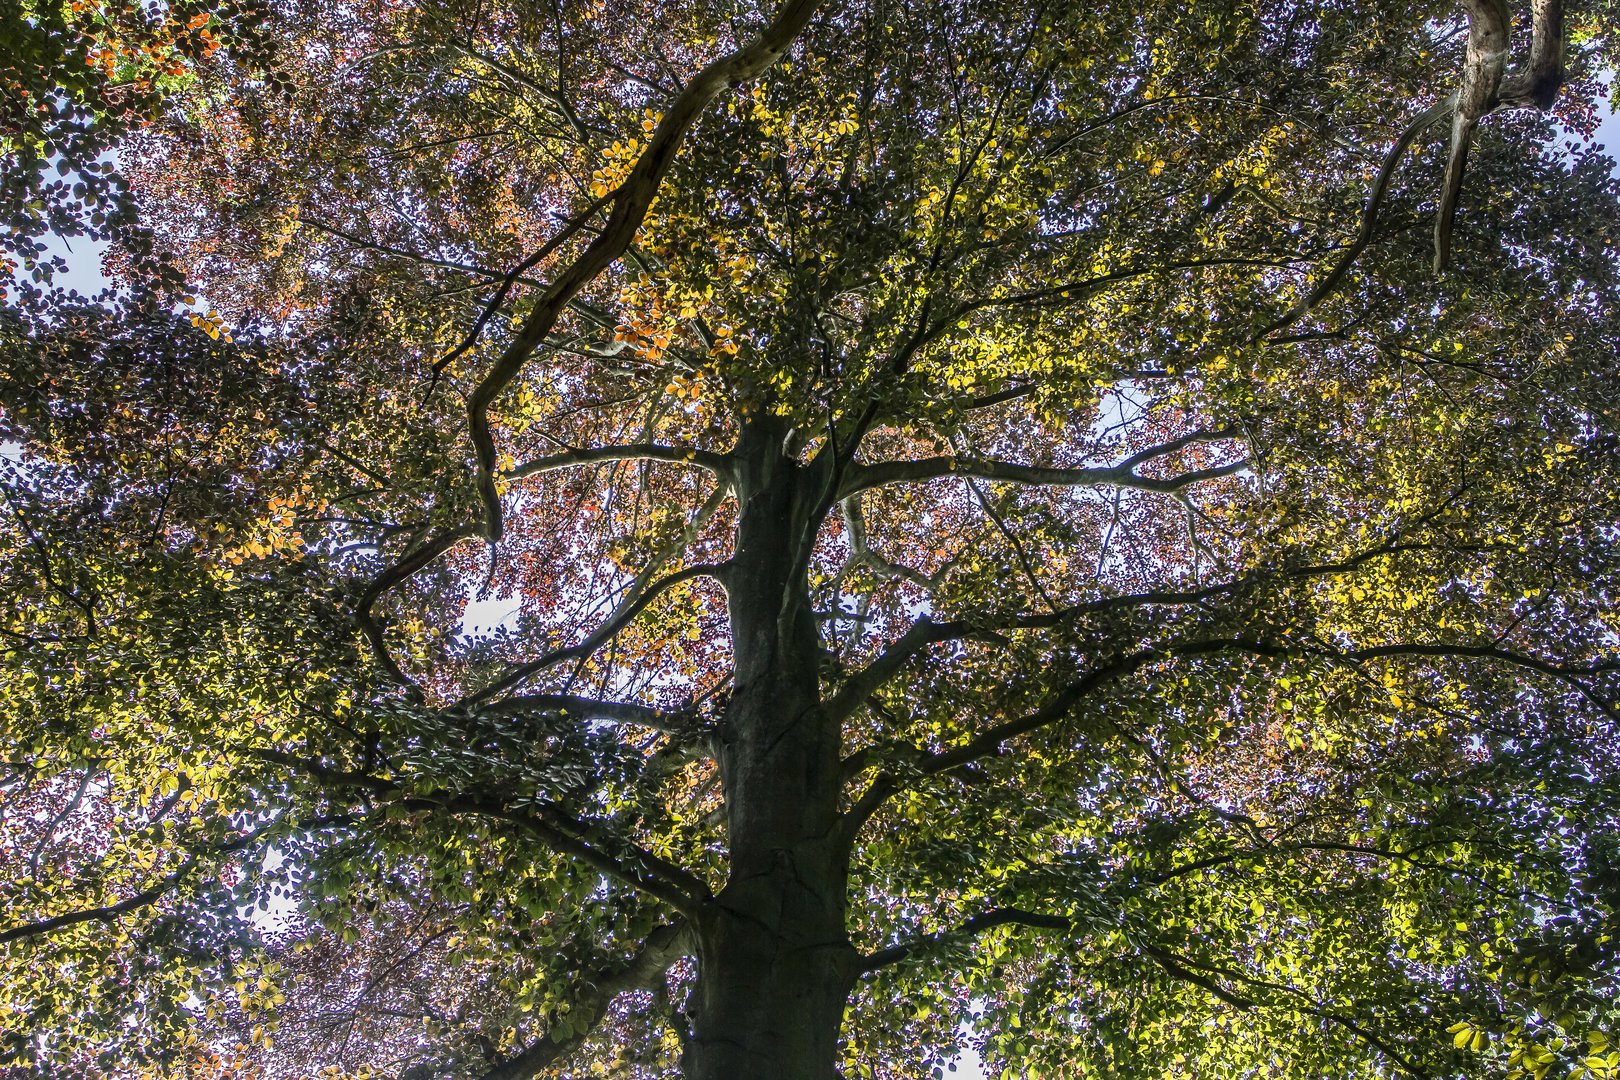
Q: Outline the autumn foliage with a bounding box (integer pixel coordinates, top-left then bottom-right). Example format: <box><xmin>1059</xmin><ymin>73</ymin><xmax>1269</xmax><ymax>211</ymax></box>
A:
<box><xmin>3</xmin><ymin>0</ymin><xmax>1620</xmax><ymax>1078</ymax></box>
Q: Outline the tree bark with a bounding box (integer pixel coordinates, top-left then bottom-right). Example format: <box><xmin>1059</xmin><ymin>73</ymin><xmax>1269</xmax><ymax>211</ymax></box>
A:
<box><xmin>683</xmin><ymin>416</ymin><xmax>858</xmax><ymax>1079</ymax></box>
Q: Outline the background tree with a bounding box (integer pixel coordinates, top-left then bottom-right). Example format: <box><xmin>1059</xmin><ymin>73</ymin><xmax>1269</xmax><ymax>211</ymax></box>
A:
<box><xmin>4</xmin><ymin>0</ymin><xmax>1620</xmax><ymax>1078</ymax></box>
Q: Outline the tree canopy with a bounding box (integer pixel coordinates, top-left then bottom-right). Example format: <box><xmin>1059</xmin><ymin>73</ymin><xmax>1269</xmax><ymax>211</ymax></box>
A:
<box><xmin>3</xmin><ymin>0</ymin><xmax>1620</xmax><ymax>1078</ymax></box>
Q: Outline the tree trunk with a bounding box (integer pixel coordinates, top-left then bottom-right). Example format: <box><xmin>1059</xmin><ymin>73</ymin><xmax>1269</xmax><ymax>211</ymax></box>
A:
<box><xmin>685</xmin><ymin>888</ymin><xmax>857</xmax><ymax>1079</ymax></box>
<box><xmin>684</xmin><ymin>417</ymin><xmax>857</xmax><ymax>1079</ymax></box>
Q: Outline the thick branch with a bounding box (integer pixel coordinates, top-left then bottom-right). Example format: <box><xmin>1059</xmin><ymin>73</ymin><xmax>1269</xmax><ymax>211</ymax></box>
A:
<box><xmin>256</xmin><ymin>750</ymin><xmax>707</xmax><ymax>914</ymax></box>
<box><xmin>841</xmin><ymin>655</ymin><xmax>1150</xmax><ymax>838</ymax></box>
<box><xmin>506</xmin><ymin>442</ymin><xmax>731</xmax><ymax>482</ymax></box>
<box><xmin>1257</xmin><ymin>97</ymin><xmax>1454</xmax><ymax>340</ymax></box>
<box><xmin>466</xmin><ymin>0</ymin><xmax>822</xmax><ymax>542</ymax></box>
<box><xmin>0</xmin><ymin>861</ymin><xmax>198</xmax><ymax>944</ymax></box>
<box><xmin>844</xmin><ymin>631</ymin><xmax>1614</xmax><ymax>837</ymax></box>
<box><xmin>965</xmin><ymin>383</ymin><xmax>1037</xmax><ymax>410</ymax></box>
<box><xmin>354</xmin><ymin>526</ymin><xmax>479</xmax><ymax>696</ymax></box>
<box><xmin>471</xmin><ymin>921</ymin><xmax>690</xmax><ymax>1080</ymax></box>
<box><xmin>951</xmin><ymin>258</ymin><xmax>1299</xmax><ymax>322</ymax></box>
<box><xmin>823</xmin><ymin>616</ymin><xmax>962</xmax><ymax>722</ymax></box>
<box><xmin>839</xmin><ymin>451</ymin><xmax>1246</xmax><ymax>500</ymax></box>
<box><xmin>836</xmin><ymin>493</ymin><xmax>940</xmax><ymax>595</ymax></box>
<box><xmin>829</xmin><ymin>540</ymin><xmax>1437</xmax><ymax>729</ymax></box>
<box><xmin>475</xmin><ymin>693</ymin><xmax>697</xmax><ymax>735</ymax></box>
<box><xmin>1496</xmin><ymin>0</ymin><xmax>1564</xmax><ymax>109</ymax></box>
<box><xmin>431</xmin><ymin>189</ymin><xmax>614</xmax><ymax>377</ymax></box>
<box><xmin>1437</xmin><ymin>0</ymin><xmax>1565</xmax><ymax>270</ymax></box>
<box><xmin>1436</xmin><ymin>0</ymin><xmax>1512</xmax><ymax>273</ymax></box>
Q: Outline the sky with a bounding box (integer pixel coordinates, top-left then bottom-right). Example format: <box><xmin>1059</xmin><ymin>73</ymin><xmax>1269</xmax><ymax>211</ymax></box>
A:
<box><xmin>13</xmin><ymin>81</ymin><xmax>1620</xmax><ymax>1080</ymax></box>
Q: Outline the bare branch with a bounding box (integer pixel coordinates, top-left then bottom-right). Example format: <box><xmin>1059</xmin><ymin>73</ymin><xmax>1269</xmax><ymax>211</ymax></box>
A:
<box><xmin>1436</xmin><ymin>0</ymin><xmax>1512</xmax><ymax>273</ymax></box>
<box><xmin>836</xmin><ymin>493</ymin><xmax>939</xmax><ymax>596</ymax></box>
<box><xmin>302</xmin><ymin>218</ymin><xmax>517</xmax><ymax>281</ymax></box>
<box><xmin>1496</xmin><ymin>0</ymin><xmax>1564</xmax><ymax>110</ymax></box>
<box><xmin>448</xmin><ymin>42</ymin><xmax>596</xmax><ymax>143</ymax></box>
<box><xmin>26</xmin><ymin>767</ymin><xmax>97</xmax><ymax>881</ymax></box>
<box><xmin>1115</xmin><ymin>428</ymin><xmax>1239</xmax><ymax>471</ymax></box>
<box><xmin>957</xmin><ymin>448</ymin><xmax>1057</xmax><ymax>612</ymax></box>
<box><xmin>1435</xmin><ymin>0</ymin><xmax>1565</xmax><ymax>271</ymax></box>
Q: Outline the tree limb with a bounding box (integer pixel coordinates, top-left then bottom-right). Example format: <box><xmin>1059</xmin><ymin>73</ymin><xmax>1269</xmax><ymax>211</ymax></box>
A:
<box><xmin>470</xmin><ymin>921</ymin><xmax>690</xmax><ymax>1080</ymax></box>
<box><xmin>475</xmin><ymin>693</ymin><xmax>698</xmax><ymax>736</ymax></box>
<box><xmin>1436</xmin><ymin>0</ymin><xmax>1512</xmax><ymax>273</ymax></box>
<box><xmin>1141</xmin><ymin>943</ymin><xmax>1431</xmax><ymax>1078</ymax></box>
<box><xmin>1435</xmin><ymin>0</ymin><xmax>1565</xmax><ymax>271</ymax></box>
<box><xmin>467</xmin><ymin>561</ymin><xmax>729</xmax><ymax>706</ymax></box>
<box><xmin>430</xmin><ymin>188</ymin><xmax>614</xmax><ymax>379</ymax></box>
<box><xmin>842</xmin><ymin>630</ymin><xmax>1614</xmax><ymax>838</ymax></box>
<box><xmin>1256</xmin><ymin>97</ymin><xmax>1454</xmax><ymax>341</ymax></box>
<box><xmin>0</xmin><ymin>814</ymin><xmax>353</xmax><ymax>945</ymax></box>
<box><xmin>823</xmin><ymin>616</ymin><xmax>962</xmax><ymax>724</ymax></box>
<box><xmin>506</xmin><ymin>442</ymin><xmax>731</xmax><ymax>483</ymax></box>
<box><xmin>0</xmin><ymin>861</ymin><xmax>199</xmax><ymax>944</ymax></box>
<box><xmin>255</xmin><ymin>750</ymin><xmax>708</xmax><ymax>914</ymax></box>
<box><xmin>839</xmin><ymin>450</ymin><xmax>1246</xmax><ymax>500</ymax></box>
<box><xmin>354</xmin><ymin>526</ymin><xmax>480</xmax><ymax>698</ymax></box>
<box><xmin>858</xmin><ymin>906</ymin><xmax>1071</xmax><ymax>975</ymax></box>
<box><xmin>831</xmin><ymin>531</ymin><xmax>1483</xmax><ymax>733</ymax></box>
<box><xmin>466</xmin><ymin>0</ymin><xmax>823</xmax><ymax>542</ymax></box>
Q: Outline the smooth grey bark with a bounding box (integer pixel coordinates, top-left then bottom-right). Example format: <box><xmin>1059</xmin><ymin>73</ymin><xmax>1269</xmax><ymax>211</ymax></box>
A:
<box><xmin>683</xmin><ymin>416</ymin><xmax>858</xmax><ymax>1080</ymax></box>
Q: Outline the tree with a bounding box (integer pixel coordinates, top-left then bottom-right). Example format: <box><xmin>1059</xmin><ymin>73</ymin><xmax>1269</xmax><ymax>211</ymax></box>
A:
<box><xmin>3</xmin><ymin>0</ymin><xmax>1620</xmax><ymax>1077</ymax></box>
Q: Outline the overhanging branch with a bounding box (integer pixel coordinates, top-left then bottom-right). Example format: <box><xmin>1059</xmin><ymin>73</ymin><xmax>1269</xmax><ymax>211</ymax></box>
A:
<box><xmin>828</xmin><ymin>536</ymin><xmax>1455</xmax><ymax>728</ymax></box>
<box><xmin>1435</xmin><ymin>0</ymin><xmax>1565</xmax><ymax>271</ymax></box>
<box><xmin>842</xmin><ymin>632</ymin><xmax>1614</xmax><ymax>839</ymax></box>
<box><xmin>354</xmin><ymin>526</ymin><xmax>479</xmax><ymax>698</ymax></box>
<box><xmin>1256</xmin><ymin>97</ymin><xmax>1454</xmax><ymax>341</ymax></box>
<box><xmin>255</xmin><ymin>750</ymin><xmax>708</xmax><ymax>914</ymax></box>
